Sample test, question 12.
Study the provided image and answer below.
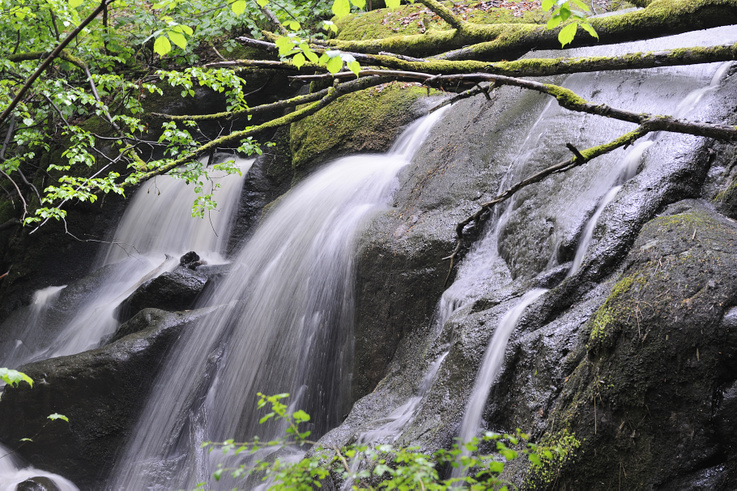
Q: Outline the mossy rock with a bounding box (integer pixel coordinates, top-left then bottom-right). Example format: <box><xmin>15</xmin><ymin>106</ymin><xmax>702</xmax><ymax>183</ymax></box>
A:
<box><xmin>289</xmin><ymin>81</ymin><xmax>430</xmax><ymax>179</ymax></box>
<box><xmin>542</xmin><ymin>201</ymin><xmax>737</xmax><ymax>490</ymax></box>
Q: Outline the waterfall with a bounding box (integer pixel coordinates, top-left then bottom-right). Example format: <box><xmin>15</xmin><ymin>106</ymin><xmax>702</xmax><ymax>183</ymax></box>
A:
<box><xmin>445</xmin><ymin>25</ymin><xmax>737</xmax><ymax>479</ymax></box>
<box><xmin>0</xmin><ymin>157</ymin><xmax>251</xmax><ymax>368</ymax></box>
<box><xmin>108</xmin><ymin>109</ymin><xmax>447</xmax><ymax>489</ymax></box>
<box><xmin>0</xmin><ymin>444</ymin><xmax>78</xmax><ymax>491</ymax></box>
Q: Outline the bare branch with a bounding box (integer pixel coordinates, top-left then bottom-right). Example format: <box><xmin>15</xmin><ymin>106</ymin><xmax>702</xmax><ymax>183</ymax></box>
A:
<box><xmin>416</xmin><ymin>0</ymin><xmax>465</xmax><ymax>31</ymax></box>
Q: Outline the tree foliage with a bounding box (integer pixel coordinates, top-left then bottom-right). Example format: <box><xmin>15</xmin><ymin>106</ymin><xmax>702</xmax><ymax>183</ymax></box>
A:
<box><xmin>0</xmin><ymin>0</ymin><xmax>735</xmax><ymax>235</ymax></box>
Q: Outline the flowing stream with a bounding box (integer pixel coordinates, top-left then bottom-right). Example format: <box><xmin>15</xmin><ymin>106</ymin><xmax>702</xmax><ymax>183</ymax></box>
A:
<box><xmin>109</xmin><ymin>109</ymin><xmax>447</xmax><ymax>489</ymax></box>
<box><xmin>0</xmin><ymin>158</ymin><xmax>250</xmax><ymax>489</ymax></box>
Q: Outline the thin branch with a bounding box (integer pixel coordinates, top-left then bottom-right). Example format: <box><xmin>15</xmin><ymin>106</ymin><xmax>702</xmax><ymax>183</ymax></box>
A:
<box><xmin>0</xmin><ymin>169</ymin><xmax>28</xmax><ymax>221</ymax></box>
<box><xmin>128</xmin><ymin>75</ymin><xmax>392</xmax><ymax>187</ymax></box>
<box><xmin>416</xmin><ymin>0</ymin><xmax>465</xmax><ymax>31</ymax></box>
<box><xmin>0</xmin><ymin>0</ymin><xmax>117</xmax><ymax>128</ymax></box>
<box><xmin>257</xmin><ymin>1</ymin><xmax>289</xmax><ymax>35</ymax></box>
<box><xmin>444</xmin><ymin>127</ymin><xmax>652</xmax><ymax>276</ymax></box>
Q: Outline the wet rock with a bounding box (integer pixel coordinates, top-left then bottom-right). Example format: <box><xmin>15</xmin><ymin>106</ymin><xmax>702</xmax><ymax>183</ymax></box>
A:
<box><xmin>179</xmin><ymin>251</ymin><xmax>201</xmax><ymax>269</ymax></box>
<box><xmin>0</xmin><ymin>308</ymin><xmax>209</xmax><ymax>489</ymax></box>
<box><xmin>16</xmin><ymin>476</ymin><xmax>60</xmax><ymax>491</ymax></box>
<box><xmin>544</xmin><ymin>201</ymin><xmax>737</xmax><ymax>490</ymax></box>
<box><xmin>114</xmin><ymin>267</ymin><xmax>207</xmax><ymax>323</ymax></box>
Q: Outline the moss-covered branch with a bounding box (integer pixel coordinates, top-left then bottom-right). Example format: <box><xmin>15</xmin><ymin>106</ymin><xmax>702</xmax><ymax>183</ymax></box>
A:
<box><xmin>415</xmin><ymin>0</ymin><xmax>465</xmax><ymax>31</ymax></box>
<box><xmin>149</xmin><ymin>83</ymin><xmax>335</xmax><ymax>121</ymax></box>
<box><xmin>288</xmin><ymin>42</ymin><xmax>737</xmax><ymax>80</ymax></box>
<box><xmin>424</xmin><ymin>72</ymin><xmax>737</xmax><ymax>141</ymax></box>
<box><xmin>445</xmin><ymin>127</ymin><xmax>652</xmax><ymax>273</ymax></box>
<box><xmin>124</xmin><ymin>75</ymin><xmax>391</xmax><ymax>187</ymax></box>
<box><xmin>327</xmin><ymin>0</ymin><xmax>737</xmax><ymax>61</ymax></box>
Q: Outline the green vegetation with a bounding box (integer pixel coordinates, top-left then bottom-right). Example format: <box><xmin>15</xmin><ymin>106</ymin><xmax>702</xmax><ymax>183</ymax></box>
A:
<box><xmin>203</xmin><ymin>393</ymin><xmax>569</xmax><ymax>490</ymax></box>
<box><xmin>1</xmin><ymin>0</ymin><xmax>732</xmax><ymax>235</ymax></box>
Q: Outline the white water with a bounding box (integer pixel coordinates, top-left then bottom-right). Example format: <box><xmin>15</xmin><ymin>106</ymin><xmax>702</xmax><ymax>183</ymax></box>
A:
<box><xmin>108</xmin><ymin>109</ymin><xmax>447</xmax><ymax>490</ymax></box>
<box><xmin>0</xmin><ymin>158</ymin><xmax>251</xmax><ymax>368</ymax></box>
<box><xmin>567</xmin><ymin>59</ymin><xmax>732</xmax><ymax>277</ymax></box>
<box><xmin>417</xmin><ymin>27</ymin><xmax>737</xmax><ymax>483</ymax></box>
<box><xmin>0</xmin><ymin>444</ymin><xmax>78</xmax><ymax>491</ymax></box>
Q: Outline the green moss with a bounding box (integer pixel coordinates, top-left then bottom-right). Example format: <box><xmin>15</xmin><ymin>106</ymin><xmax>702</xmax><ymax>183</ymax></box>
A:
<box><xmin>524</xmin><ymin>429</ymin><xmax>582</xmax><ymax>489</ymax></box>
<box><xmin>335</xmin><ymin>0</ymin><xmax>547</xmax><ymax>41</ymax></box>
<box><xmin>289</xmin><ymin>82</ymin><xmax>430</xmax><ymax>176</ymax></box>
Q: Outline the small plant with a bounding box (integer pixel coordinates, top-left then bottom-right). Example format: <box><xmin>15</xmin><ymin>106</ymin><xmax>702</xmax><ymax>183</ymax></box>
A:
<box><xmin>202</xmin><ymin>393</ymin><xmax>568</xmax><ymax>490</ymax></box>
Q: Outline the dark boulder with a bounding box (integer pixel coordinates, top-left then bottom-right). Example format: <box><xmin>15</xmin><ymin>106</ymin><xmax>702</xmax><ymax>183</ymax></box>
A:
<box><xmin>0</xmin><ymin>308</ymin><xmax>208</xmax><ymax>489</ymax></box>
<box><xmin>114</xmin><ymin>267</ymin><xmax>207</xmax><ymax>323</ymax></box>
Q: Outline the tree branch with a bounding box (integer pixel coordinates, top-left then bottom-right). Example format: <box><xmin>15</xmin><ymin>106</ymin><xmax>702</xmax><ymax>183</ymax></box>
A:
<box><xmin>126</xmin><ymin>75</ymin><xmax>392</xmax><ymax>187</ymax></box>
<box><xmin>326</xmin><ymin>0</ymin><xmax>737</xmax><ymax>61</ymax></box>
<box><xmin>415</xmin><ymin>0</ymin><xmax>465</xmax><ymax>31</ymax></box>
<box><xmin>444</xmin><ymin>127</ymin><xmax>652</xmax><ymax>275</ymax></box>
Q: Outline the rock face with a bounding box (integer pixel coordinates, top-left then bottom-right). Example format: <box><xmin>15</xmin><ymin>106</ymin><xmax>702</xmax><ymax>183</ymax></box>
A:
<box><xmin>320</xmin><ymin>39</ymin><xmax>737</xmax><ymax>491</ymax></box>
<box><xmin>0</xmin><ymin>308</ymin><xmax>207</xmax><ymax>489</ymax></box>
<box><xmin>114</xmin><ymin>266</ymin><xmax>207</xmax><ymax>323</ymax></box>
<box><xmin>2</xmin><ymin>29</ymin><xmax>737</xmax><ymax>491</ymax></box>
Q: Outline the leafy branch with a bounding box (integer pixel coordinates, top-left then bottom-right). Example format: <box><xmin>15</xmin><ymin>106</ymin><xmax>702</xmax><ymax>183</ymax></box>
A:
<box><xmin>203</xmin><ymin>394</ymin><xmax>567</xmax><ymax>490</ymax></box>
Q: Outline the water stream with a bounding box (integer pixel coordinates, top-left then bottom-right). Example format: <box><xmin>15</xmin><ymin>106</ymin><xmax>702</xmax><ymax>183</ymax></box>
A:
<box><xmin>109</xmin><ymin>109</ymin><xmax>447</xmax><ymax>489</ymax></box>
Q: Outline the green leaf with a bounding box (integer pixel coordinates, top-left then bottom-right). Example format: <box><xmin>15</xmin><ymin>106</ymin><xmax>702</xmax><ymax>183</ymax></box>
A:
<box><xmin>47</xmin><ymin>413</ymin><xmax>69</xmax><ymax>422</ymax></box>
<box><xmin>292</xmin><ymin>53</ymin><xmax>306</xmax><ymax>68</ymax></box>
<box><xmin>546</xmin><ymin>15</ymin><xmax>562</xmax><ymax>29</ymax></box>
<box><xmin>347</xmin><ymin>60</ymin><xmax>360</xmax><ymax>77</ymax></box>
<box><xmin>275</xmin><ymin>36</ymin><xmax>295</xmax><ymax>56</ymax></box>
<box><xmin>292</xmin><ymin>409</ymin><xmax>310</xmax><ymax>422</ymax></box>
<box><xmin>168</xmin><ymin>31</ymin><xmax>187</xmax><ymax>49</ymax></box>
<box><xmin>231</xmin><ymin>0</ymin><xmax>247</xmax><ymax>15</ymax></box>
<box><xmin>385</xmin><ymin>0</ymin><xmax>400</xmax><ymax>7</ymax></box>
<box><xmin>326</xmin><ymin>55</ymin><xmax>342</xmax><ymax>74</ymax></box>
<box><xmin>542</xmin><ymin>0</ymin><xmax>553</xmax><ymax>9</ymax></box>
<box><xmin>69</xmin><ymin>0</ymin><xmax>84</xmax><ymax>7</ymax></box>
<box><xmin>0</xmin><ymin>368</ymin><xmax>33</xmax><ymax>388</ymax></box>
<box><xmin>153</xmin><ymin>36</ymin><xmax>172</xmax><ymax>56</ymax></box>
<box><xmin>487</xmin><ymin>461</ymin><xmax>505</xmax><ymax>474</ymax></box>
<box><xmin>19</xmin><ymin>438</ymin><xmax>33</xmax><ymax>442</ymax></box>
<box><xmin>287</xmin><ymin>21</ymin><xmax>300</xmax><ymax>31</ymax></box>
<box><xmin>351</xmin><ymin>0</ymin><xmax>366</xmax><ymax>8</ymax></box>
<box><xmin>528</xmin><ymin>453</ymin><xmax>541</xmax><ymax>466</ymax></box>
<box><xmin>332</xmin><ymin>0</ymin><xmax>350</xmax><ymax>18</ymax></box>
<box><xmin>579</xmin><ymin>22</ymin><xmax>599</xmax><ymax>39</ymax></box>
<box><xmin>256</xmin><ymin>0</ymin><xmax>269</xmax><ymax>5</ymax></box>
<box><xmin>301</xmin><ymin>45</ymin><xmax>319</xmax><ymax>63</ymax></box>
<box><xmin>559</xmin><ymin>5</ymin><xmax>571</xmax><ymax>21</ymax></box>
<box><xmin>571</xmin><ymin>0</ymin><xmax>590</xmax><ymax>11</ymax></box>
<box><xmin>172</xmin><ymin>24</ymin><xmax>193</xmax><ymax>35</ymax></box>
<box><xmin>558</xmin><ymin>22</ymin><xmax>578</xmax><ymax>47</ymax></box>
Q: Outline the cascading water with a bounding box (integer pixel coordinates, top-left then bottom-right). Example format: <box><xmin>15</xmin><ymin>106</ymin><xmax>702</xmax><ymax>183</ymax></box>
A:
<box><xmin>325</xmin><ymin>26</ymin><xmax>737</xmax><ymax>487</ymax></box>
<box><xmin>108</xmin><ymin>109</ymin><xmax>447</xmax><ymax>489</ymax></box>
<box><xmin>0</xmin><ymin>443</ymin><xmax>77</xmax><ymax>491</ymax></box>
<box><xmin>449</xmin><ymin>25</ymin><xmax>737</xmax><ymax>477</ymax></box>
<box><xmin>0</xmin><ymin>157</ymin><xmax>250</xmax><ymax>490</ymax></box>
<box><xmin>0</xmin><ymin>158</ymin><xmax>251</xmax><ymax>368</ymax></box>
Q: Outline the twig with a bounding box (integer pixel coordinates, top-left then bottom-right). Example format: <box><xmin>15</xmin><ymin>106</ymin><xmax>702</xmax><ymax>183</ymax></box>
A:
<box><xmin>444</xmin><ymin>126</ymin><xmax>651</xmax><ymax>272</ymax></box>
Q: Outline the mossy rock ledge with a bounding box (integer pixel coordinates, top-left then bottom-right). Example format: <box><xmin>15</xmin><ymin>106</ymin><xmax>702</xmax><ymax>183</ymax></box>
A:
<box><xmin>289</xmin><ymin>82</ymin><xmax>430</xmax><ymax>182</ymax></box>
